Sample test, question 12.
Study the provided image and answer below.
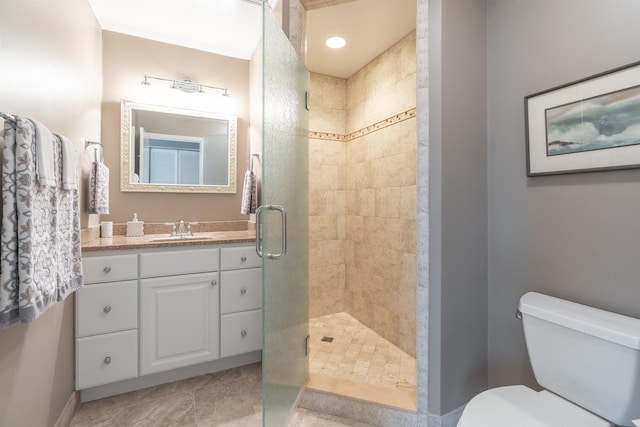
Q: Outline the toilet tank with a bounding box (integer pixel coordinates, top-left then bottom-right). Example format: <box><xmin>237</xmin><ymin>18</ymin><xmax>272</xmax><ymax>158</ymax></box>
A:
<box><xmin>519</xmin><ymin>292</ymin><xmax>640</xmax><ymax>427</ymax></box>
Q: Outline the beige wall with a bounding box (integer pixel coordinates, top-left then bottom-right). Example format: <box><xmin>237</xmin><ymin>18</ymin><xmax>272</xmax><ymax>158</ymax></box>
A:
<box><xmin>0</xmin><ymin>0</ymin><xmax>102</xmax><ymax>425</ymax></box>
<box><xmin>345</xmin><ymin>32</ymin><xmax>417</xmax><ymax>357</ymax></box>
<box><xmin>101</xmin><ymin>31</ymin><xmax>252</xmax><ymax>223</ymax></box>
<box><xmin>308</xmin><ymin>32</ymin><xmax>417</xmax><ymax>356</ymax></box>
<box><xmin>308</xmin><ymin>73</ymin><xmax>347</xmax><ymax>317</ymax></box>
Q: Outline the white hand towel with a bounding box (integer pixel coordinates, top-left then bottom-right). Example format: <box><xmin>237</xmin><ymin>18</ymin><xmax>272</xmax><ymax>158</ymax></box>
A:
<box><xmin>55</xmin><ymin>134</ymin><xmax>78</xmax><ymax>191</ymax></box>
<box><xmin>240</xmin><ymin>169</ymin><xmax>256</xmax><ymax>215</ymax></box>
<box><xmin>30</xmin><ymin>119</ymin><xmax>56</xmax><ymax>187</ymax></box>
<box><xmin>88</xmin><ymin>161</ymin><xmax>110</xmax><ymax>214</ymax></box>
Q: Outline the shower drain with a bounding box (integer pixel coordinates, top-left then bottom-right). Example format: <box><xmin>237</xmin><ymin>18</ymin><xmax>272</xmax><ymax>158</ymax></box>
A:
<box><xmin>321</xmin><ymin>336</ymin><xmax>334</xmax><ymax>343</ymax></box>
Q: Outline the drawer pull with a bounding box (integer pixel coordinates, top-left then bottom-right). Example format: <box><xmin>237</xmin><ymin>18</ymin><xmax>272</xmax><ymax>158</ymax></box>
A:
<box><xmin>104</xmin><ymin>356</ymin><xmax>112</xmax><ymax>364</ymax></box>
<box><xmin>103</xmin><ymin>266</ymin><xmax>112</xmax><ymax>273</ymax></box>
<box><xmin>241</xmin><ymin>330</ymin><xmax>247</xmax><ymax>338</ymax></box>
<box><xmin>240</xmin><ymin>288</ymin><xmax>247</xmax><ymax>295</ymax></box>
<box><xmin>103</xmin><ymin>305</ymin><xmax>112</xmax><ymax>313</ymax></box>
<box><xmin>211</xmin><ymin>279</ymin><xmax>217</xmax><ymax>287</ymax></box>
<box><xmin>241</xmin><ymin>256</ymin><xmax>247</xmax><ymax>262</ymax></box>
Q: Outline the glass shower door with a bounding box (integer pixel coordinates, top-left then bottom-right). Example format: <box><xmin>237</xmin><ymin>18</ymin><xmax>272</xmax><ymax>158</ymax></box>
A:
<box><xmin>261</xmin><ymin>6</ymin><xmax>309</xmax><ymax>427</ymax></box>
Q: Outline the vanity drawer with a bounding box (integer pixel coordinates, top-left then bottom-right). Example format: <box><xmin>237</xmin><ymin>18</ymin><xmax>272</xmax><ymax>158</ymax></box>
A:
<box><xmin>83</xmin><ymin>254</ymin><xmax>138</xmax><ymax>284</ymax></box>
<box><xmin>140</xmin><ymin>248</ymin><xmax>219</xmax><ymax>278</ymax></box>
<box><xmin>220</xmin><ymin>309</ymin><xmax>262</xmax><ymax>358</ymax></box>
<box><xmin>221</xmin><ymin>246</ymin><xmax>261</xmax><ymax>270</ymax></box>
<box><xmin>76</xmin><ymin>280</ymin><xmax>138</xmax><ymax>337</ymax></box>
<box><xmin>220</xmin><ymin>269</ymin><xmax>262</xmax><ymax>314</ymax></box>
<box><xmin>76</xmin><ymin>329</ymin><xmax>138</xmax><ymax>389</ymax></box>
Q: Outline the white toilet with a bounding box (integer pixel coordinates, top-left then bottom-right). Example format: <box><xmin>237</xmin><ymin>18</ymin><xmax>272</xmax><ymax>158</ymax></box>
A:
<box><xmin>457</xmin><ymin>292</ymin><xmax>640</xmax><ymax>427</ymax></box>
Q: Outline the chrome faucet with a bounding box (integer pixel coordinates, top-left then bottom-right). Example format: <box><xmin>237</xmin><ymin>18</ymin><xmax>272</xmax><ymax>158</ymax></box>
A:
<box><xmin>167</xmin><ymin>220</ymin><xmax>197</xmax><ymax>237</ymax></box>
<box><xmin>177</xmin><ymin>220</ymin><xmax>186</xmax><ymax>236</ymax></box>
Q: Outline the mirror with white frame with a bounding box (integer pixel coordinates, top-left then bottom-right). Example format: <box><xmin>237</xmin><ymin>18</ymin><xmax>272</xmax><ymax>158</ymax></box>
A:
<box><xmin>120</xmin><ymin>100</ymin><xmax>237</xmax><ymax>193</ymax></box>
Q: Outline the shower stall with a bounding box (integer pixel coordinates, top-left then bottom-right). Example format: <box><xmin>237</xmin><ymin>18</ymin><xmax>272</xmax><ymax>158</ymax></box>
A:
<box><xmin>304</xmin><ymin>32</ymin><xmax>418</xmax><ymax>411</ymax></box>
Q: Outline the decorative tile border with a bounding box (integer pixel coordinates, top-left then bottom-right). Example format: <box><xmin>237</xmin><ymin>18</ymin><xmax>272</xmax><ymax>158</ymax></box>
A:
<box><xmin>309</xmin><ymin>131</ymin><xmax>347</xmax><ymax>142</ymax></box>
<box><xmin>309</xmin><ymin>108</ymin><xmax>417</xmax><ymax>143</ymax></box>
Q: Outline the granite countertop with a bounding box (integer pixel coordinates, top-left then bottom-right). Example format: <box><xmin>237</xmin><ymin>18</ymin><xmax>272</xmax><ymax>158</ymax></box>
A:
<box><xmin>81</xmin><ymin>221</ymin><xmax>256</xmax><ymax>252</ymax></box>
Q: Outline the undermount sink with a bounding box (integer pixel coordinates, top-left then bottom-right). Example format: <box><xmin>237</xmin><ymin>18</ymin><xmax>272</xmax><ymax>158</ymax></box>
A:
<box><xmin>150</xmin><ymin>234</ymin><xmax>215</xmax><ymax>243</ymax></box>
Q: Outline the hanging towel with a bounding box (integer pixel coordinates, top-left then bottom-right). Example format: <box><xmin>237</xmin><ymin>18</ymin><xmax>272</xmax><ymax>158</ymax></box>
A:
<box><xmin>0</xmin><ymin>117</ymin><xmax>83</xmax><ymax>328</ymax></box>
<box><xmin>52</xmin><ymin>134</ymin><xmax>84</xmax><ymax>302</ymax></box>
<box><xmin>30</xmin><ymin>119</ymin><xmax>56</xmax><ymax>187</ymax></box>
<box><xmin>1</xmin><ymin>116</ymin><xmax>21</xmax><ymax>327</ymax></box>
<box><xmin>88</xmin><ymin>160</ymin><xmax>110</xmax><ymax>214</ymax></box>
<box><xmin>56</xmin><ymin>134</ymin><xmax>78</xmax><ymax>191</ymax></box>
<box><xmin>240</xmin><ymin>168</ymin><xmax>257</xmax><ymax>215</ymax></box>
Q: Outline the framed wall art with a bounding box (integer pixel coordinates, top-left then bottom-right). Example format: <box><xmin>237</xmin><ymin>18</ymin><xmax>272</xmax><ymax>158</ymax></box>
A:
<box><xmin>525</xmin><ymin>61</ymin><xmax>640</xmax><ymax>176</ymax></box>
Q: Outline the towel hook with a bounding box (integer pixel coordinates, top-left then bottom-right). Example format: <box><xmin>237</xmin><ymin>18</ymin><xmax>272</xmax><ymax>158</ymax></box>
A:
<box><xmin>248</xmin><ymin>153</ymin><xmax>260</xmax><ymax>171</ymax></box>
<box><xmin>85</xmin><ymin>139</ymin><xmax>103</xmax><ymax>163</ymax></box>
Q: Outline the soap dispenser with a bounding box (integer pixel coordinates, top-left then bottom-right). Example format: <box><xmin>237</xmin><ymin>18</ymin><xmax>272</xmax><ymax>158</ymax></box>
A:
<box><xmin>126</xmin><ymin>213</ymin><xmax>144</xmax><ymax>237</ymax></box>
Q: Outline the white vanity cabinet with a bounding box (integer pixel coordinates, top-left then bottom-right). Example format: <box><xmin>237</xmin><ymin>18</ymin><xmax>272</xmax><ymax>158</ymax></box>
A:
<box><xmin>140</xmin><ymin>248</ymin><xmax>220</xmax><ymax>375</ymax></box>
<box><xmin>76</xmin><ymin>244</ymin><xmax>262</xmax><ymax>401</ymax></box>
<box><xmin>220</xmin><ymin>247</ymin><xmax>263</xmax><ymax>358</ymax></box>
<box><xmin>75</xmin><ymin>254</ymin><xmax>139</xmax><ymax>390</ymax></box>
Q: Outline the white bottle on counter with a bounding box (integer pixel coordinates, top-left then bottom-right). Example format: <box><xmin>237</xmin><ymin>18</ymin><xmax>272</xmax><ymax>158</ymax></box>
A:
<box><xmin>126</xmin><ymin>213</ymin><xmax>144</xmax><ymax>237</ymax></box>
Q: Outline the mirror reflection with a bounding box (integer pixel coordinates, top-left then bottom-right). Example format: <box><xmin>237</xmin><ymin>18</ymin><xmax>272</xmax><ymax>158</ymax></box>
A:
<box><xmin>121</xmin><ymin>101</ymin><xmax>237</xmax><ymax>193</ymax></box>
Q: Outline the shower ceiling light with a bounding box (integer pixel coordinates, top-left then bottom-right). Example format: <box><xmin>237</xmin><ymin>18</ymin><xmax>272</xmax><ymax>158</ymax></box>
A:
<box><xmin>141</xmin><ymin>75</ymin><xmax>229</xmax><ymax>96</ymax></box>
<box><xmin>326</xmin><ymin>36</ymin><xmax>346</xmax><ymax>49</ymax></box>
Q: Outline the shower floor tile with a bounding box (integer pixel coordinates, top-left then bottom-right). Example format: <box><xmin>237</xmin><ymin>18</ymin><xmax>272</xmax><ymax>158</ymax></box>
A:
<box><xmin>308</xmin><ymin>312</ymin><xmax>416</xmax><ymax>410</ymax></box>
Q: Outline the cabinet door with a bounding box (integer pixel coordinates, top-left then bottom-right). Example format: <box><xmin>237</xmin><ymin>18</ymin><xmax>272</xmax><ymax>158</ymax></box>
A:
<box><xmin>140</xmin><ymin>272</ymin><xmax>219</xmax><ymax>375</ymax></box>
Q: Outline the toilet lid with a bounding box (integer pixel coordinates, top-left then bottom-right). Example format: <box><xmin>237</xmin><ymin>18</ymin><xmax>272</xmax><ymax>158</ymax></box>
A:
<box><xmin>457</xmin><ymin>385</ymin><xmax>613</xmax><ymax>427</ymax></box>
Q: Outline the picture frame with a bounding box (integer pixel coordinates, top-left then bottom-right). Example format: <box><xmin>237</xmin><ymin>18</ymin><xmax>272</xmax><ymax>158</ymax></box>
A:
<box><xmin>525</xmin><ymin>61</ymin><xmax>640</xmax><ymax>176</ymax></box>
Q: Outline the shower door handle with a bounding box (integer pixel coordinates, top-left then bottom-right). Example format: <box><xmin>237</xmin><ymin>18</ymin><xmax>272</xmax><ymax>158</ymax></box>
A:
<box><xmin>255</xmin><ymin>204</ymin><xmax>287</xmax><ymax>259</ymax></box>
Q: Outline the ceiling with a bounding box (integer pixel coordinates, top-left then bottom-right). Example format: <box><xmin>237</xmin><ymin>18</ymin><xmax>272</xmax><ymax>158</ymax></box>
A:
<box><xmin>88</xmin><ymin>0</ymin><xmax>416</xmax><ymax>79</ymax></box>
<box><xmin>305</xmin><ymin>0</ymin><xmax>416</xmax><ymax>78</ymax></box>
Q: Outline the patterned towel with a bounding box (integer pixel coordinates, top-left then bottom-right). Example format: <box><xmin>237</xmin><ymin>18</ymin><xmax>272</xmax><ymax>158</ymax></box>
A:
<box><xmin>0</xmin><ymin>117</ymin><xmax>83</xmax><ymax>328</ymax></box>
<box><xmin>240</xmin><ymin>169</ymin><xmax>257</xmax><ymax>215</ymax></box>
<box><xmin>88</xmin><ymin>161</ymin><xmax>109</xmax><ymax>214</ymax></box>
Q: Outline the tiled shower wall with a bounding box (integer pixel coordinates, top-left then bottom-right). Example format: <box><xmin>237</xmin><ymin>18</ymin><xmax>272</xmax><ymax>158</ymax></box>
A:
<box><xmin>345</xmin><ymin>32</ymin><xmax>417</xmax><ymax>357</ymax></box>
<box><xmin>309</xmin><ymin>32</ymin><xmax>417</xmax><ymax>357</ymax></box>
<box><xmin>309</xmin><ymin>74</ymin><xmax>348</xmax><ymax>317</ymax></box>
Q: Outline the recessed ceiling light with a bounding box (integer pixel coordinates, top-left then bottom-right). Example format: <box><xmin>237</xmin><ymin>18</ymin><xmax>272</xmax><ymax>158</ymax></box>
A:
<box><xmin>325</xmin><ymin>36</ymin><xmax>346</xmax><ymax>49</ymax></box>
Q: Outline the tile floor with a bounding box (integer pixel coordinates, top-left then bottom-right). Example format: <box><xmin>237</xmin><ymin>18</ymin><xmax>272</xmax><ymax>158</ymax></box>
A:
<box><xmin>307</xmin><ymin>312</ymin><xmax>416</xmax><ymax>410</ymax></box>
<box><xmin>69</xmin><ymin>312</ymin><xmax>415</xmax><ymax>426</ymax></box>
<box><xmin>69</xmin><ymin>362</ymin><xmax>370</xmax><ymax>427</ymax></box>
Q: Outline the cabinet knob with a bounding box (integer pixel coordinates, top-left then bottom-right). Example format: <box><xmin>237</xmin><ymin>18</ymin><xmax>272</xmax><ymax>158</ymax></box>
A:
<box><xmin>104</xmin><ymin>356</ymin><xmax>112</xmax><ymax>364</ymax></box>
<box><xmin>103</xmin><ymin>266</ymin><xmax>112</xmax><ymax>273</ymax></box>
<box><xmin>241</xmin><ymin>256</ymin><xmax>247</xmax><ymax>262</ymax></box>
<box><xmin>103</xmin><ymin>305</ymin><xmax>112</xmax><ymax>313</ymax></box>
<box><xmin>241</xmin><ymin>330</ymin><xmax>247</xmax><ymax>338</ymax></box>
<box><xmin>240</xmin><ymin>288</ymin><xmax>247</xmax><ymax>295</ymax></box>
<box><xmin>211</xmin><ymin>279</ymin><xmax>217</xmax><ymax>287</ymax></box>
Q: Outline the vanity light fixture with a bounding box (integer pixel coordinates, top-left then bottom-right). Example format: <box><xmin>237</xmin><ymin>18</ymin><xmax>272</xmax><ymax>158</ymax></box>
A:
<box><xmin>325</xmin><ymin>36</ymin><xmax>346</xmax><ymax>49</ymax></box>
<box><xmin>141</xmin><ymin>75</ymin><xmax>229</xmax><ymax>96</ymax></box>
